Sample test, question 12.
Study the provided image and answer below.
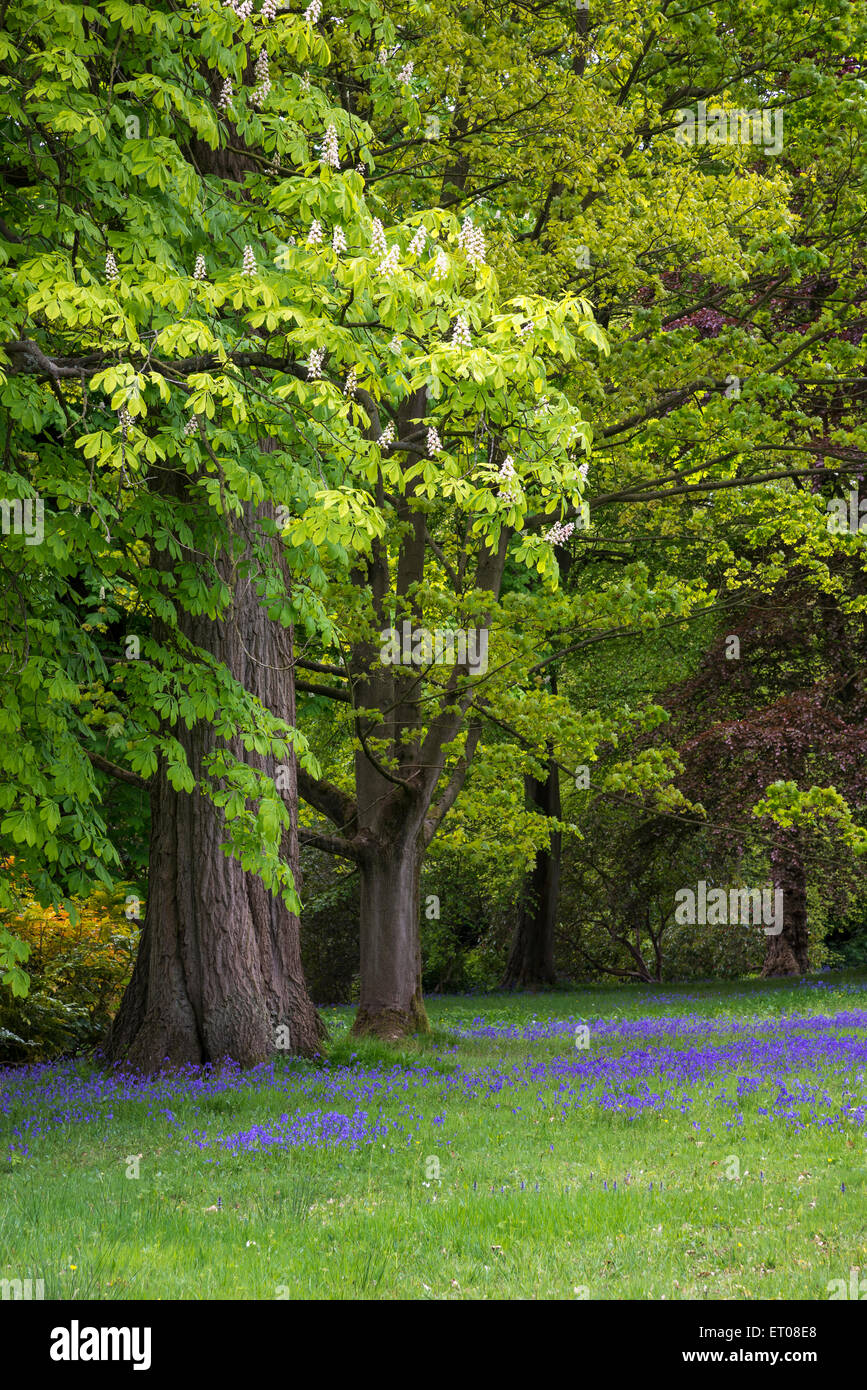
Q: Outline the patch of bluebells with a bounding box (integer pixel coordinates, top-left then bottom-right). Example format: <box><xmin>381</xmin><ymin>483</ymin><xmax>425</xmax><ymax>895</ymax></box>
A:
<box><xmin>444</xmin><ymin>1006</ymin><xmax>867</xmax><ymax>1045</ymax></box>
<box><xmin>0</xmin><ymin>1056</ymin><xmax>436</xmax><ymax>1159</ymax></box>
<box><xmin>187</xmin><ymin>1108</ymin><xmax>389</xmax><ymax>1156</ymax></box>
<box><xmin>2</xmin><ymin>1006</ymin><xmax>866</xmax><ymax>1159</ymax></box>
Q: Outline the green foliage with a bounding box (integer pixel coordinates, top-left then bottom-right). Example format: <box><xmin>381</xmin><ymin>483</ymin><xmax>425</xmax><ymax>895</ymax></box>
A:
<box><xmin>0</xmin><ymin>878</ymin><xmax>138</xmax><ymax>1062</ymax></box>
<box><xmin>0</xmin><ymin>927</ymin><xmax>30</xmax><ymax>998</ymax></box>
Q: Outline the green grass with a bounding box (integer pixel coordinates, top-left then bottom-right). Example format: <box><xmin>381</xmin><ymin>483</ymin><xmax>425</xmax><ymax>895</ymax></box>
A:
<box><xmin>2</xmin><ymin>973</ymin><xmax>867</xmax><ymax>1299</ymax></box>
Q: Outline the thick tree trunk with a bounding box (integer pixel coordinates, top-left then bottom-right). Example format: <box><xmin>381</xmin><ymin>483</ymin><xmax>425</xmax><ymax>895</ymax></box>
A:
<box><xmin>761</xmin><ymin>838</ymin><xmax>810</xmax><ymax>977</ymax></box>
<box><xmin>352</xmin><ymin>832</ymin><xmax>429</xmax><ymax>1039</ymax></box>
<box><xmin>502</xmin><ymin>759</ymin><xmax>561</xmax><ymax>989</ymax></box>
<box><xmin>104</xmin><ymin>499</ymin><xmax>323</xmax><ymax>1070</ymax></box>
<box><xmin>102</xmin><ymin>99</ymin><xmax>322</xmax><ymax>1070</ymax></box>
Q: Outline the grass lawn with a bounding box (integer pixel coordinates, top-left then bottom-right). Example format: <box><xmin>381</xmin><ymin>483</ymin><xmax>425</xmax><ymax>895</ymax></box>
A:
<box><xmin>2</xmin><ymin>972</ymin><xmax>867</xmax><ymax>1300</ymax></box>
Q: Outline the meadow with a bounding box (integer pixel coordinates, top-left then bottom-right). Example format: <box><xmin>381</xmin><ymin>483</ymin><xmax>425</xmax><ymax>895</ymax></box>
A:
<box><xmin>2</xmin><ymin>973</ymin><xmax>867</xmax><ymax>1301</ymax></box>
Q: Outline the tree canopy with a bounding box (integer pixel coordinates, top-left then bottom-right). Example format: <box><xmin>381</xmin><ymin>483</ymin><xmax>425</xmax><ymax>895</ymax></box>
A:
<box><xmin>2</xmin><ymin>0</ymin><xmax>866</xmax><ymax>1057</ymax></box>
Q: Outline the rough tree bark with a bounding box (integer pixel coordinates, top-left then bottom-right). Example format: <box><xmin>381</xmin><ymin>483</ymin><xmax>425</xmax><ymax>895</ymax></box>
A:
<box><xmin>354</xmin><ymin>808</ymin><xmax>428</xmax><ymax>1039</ymax></box>
<box><xmin>502</xmin><ymin>758</ymin><xmax>561</xmax><ymax>989</ymax></box>
<box><xmin>103</xmin><ymin>92</ymin><xmax>322</xmax><ymax>1069</ymax></box>
<box><xmin>104</xmin><ymin>491</ymin><xmax>323</xmax><ymax>1069</ymax></box>
<box><xmin>762</xmin><ymin>835</ymin><xmax>810</xmax><ymax>976</ymax></box>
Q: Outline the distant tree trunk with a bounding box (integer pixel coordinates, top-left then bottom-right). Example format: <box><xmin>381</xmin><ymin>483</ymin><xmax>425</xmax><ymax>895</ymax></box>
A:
<box><xmin>353</xmin><ymin>828</ymin><xmax>428</xmax><ymax>1038</ymax></box>
<box><xmin>762</xmin><ymin>836</ymin><xmax>810</xmax><ymax>976</ymax></box>
<box><xmin>349</xmin><ymin>711</ymin><xmax>431</xmax><ymax>1038</ymax></box>
<box><xmin>104</xmin><ymin>495</ymin><xmax>323</xmax><ymax>1070</ymax></box>
<box><xmin>502</xmin><ymin>757</ymin><xmax>561</xmax><ymax>989</ymax></box>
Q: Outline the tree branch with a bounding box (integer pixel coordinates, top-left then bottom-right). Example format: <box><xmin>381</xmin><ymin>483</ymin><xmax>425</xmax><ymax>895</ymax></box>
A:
<box><xmin>296</xmin><ymin>766</ymin><xmax>358</xmax><ymax>835</ymax></box>
<box><xmin>86</xmin><ymin>749</ymin><xmax>150</xmax><ymax>790</ymax></box>
<box><xmin>298</xmin><ymin>827</ymin><xmax>361</xmax><ymax>862</ymax></box>
<box><xmin>296</xmin><ymin>679</ymin><xmax>352</xmax><ymax>702</ymax></box>
<box><xmin>424</xmin><ymin>719</ymin><xmax>483</xmax><ymax>846</ymax></box>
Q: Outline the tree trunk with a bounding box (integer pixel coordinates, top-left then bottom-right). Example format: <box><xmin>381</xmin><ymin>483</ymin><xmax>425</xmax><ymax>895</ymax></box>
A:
<box><xmin>352</xmin><ymin>831</ymin><xmax>429</xmax><ymax>1039</ymax></box>
<box><xmin>502</xmin><ymin>758</ymin><xmax>561</xmax><ymax>989</ymax></box>
<box><xmin>99</xmin><ymin>92</ymin><xmax>322</xmax><ymax>1070</ymax></box>
<box><xmin>762</xmin><ymin>838</ymin><xmax>810</xmax><ymax>977</ymax></box>
<box><xmin>104</xmin><ymin>499</ymin><xmax>323</xmax><ymax>1070</ymax></box>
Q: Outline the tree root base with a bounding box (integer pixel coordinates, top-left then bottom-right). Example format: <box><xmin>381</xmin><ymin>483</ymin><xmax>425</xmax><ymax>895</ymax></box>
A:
<box><xmin>351</xmin><ymin>1004</ymin><xmax>430</xmax><ymax>1041</ymax></box>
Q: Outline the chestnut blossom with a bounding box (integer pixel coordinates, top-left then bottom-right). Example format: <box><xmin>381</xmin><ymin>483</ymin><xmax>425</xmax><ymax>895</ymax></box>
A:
<box><xmin>458</xmin><ymin>215</ymin><xmax>486</xmax><ymax>266</ymax></box>
<box><xmin>377</xmin><ymin>244</ymin><xmax>401</xmax><ymax>276</ymax></box>
<box><xmin>408</xmin><ymin>225</ymin><xmax>427</xmax><ymax>256</ymax></box>
<box><xmin>497</xmin><ymin>456</ymin><xmax>520</xmax><ymax>504</ymax></box>
<box><xmin>252</xmin><ymin>50</ymin><xmax>271</xmax><ymax>108</ymax></box>
<box><xmin>320</xmin><ymin>122</ymin><xmax>340</xmax><ymax>169</ymax></box>
<box><xmin>370</xmin><ymin>217</ymin><xmax>387</xmax><ymax>256</ymax></box>
<box><xmin>451</xmin><ymin>314</ymin><xmax>472</xmax><ymax>348</ymax></box>
<box><xmin>544</xmin><ymin>520</ymin><xmax>575</xmax><ymax>546</ymax></box>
